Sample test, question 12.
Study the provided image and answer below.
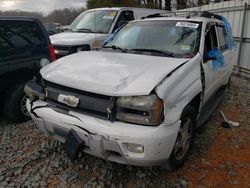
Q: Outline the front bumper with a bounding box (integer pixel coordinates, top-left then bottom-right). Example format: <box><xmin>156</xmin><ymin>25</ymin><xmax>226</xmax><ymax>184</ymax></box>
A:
<box><xmin>27</xmin><ymin>99</ymin><xmax>180</xmax><ymax>166</ymax></box>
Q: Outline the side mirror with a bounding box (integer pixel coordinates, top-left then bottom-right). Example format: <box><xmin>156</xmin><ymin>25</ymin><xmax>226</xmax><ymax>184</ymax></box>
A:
<box><xmin>62</xmin><ymin>25</ymin><xmax>70</xmax><ymax>31</ymax></box>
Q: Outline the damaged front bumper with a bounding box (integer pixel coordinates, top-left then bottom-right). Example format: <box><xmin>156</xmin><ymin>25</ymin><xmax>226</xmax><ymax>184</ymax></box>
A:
<box><xmin>27</xmin><ymin>99</ymin><xmax>180</xmax><ymax>166</ymax></box>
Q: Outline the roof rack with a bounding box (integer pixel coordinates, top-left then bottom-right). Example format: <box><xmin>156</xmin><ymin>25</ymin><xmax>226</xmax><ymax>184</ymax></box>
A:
<box><xmin>142</xmin><ymin>12</ymin><xmax>176</xmax><ymax>19</ymax></box>
<box><xmin>177</xmin><ymin>11</ymin><xmax>222</xmax><ymax>20</ymax></box>
<box><xmin>142</xmin><ymin>11</ymin><xmax>222</xmax><ymax>21</ymax></box>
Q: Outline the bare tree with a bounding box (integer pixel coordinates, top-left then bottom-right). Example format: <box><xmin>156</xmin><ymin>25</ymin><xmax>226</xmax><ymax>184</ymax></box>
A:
<box><xmin>159</xmin><ymin>0</ymin><xmax>162</xmax><ymax>9</ymax></box>
<box><xmin>176</xmin><ymin>0</ymin><xmax>187</xmax><ymax>9</ymax></box>
<box><xmin>0</xmin><ymin>7</ymin><xmax>85</xmax><ymax>25</ymax></box>
<box><xmin>165</xmin><ymin>0</ymin><xmax>171</xmax><ymax>10</ymax></box>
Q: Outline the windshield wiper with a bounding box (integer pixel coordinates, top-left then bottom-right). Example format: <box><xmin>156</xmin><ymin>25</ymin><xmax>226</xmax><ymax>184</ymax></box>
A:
<box><xmin>103</xmin><ymin>45</ymin><xmax>127</xmax><ymax>52</ymax></box>
<box><xmin>129</xmin><ymin>48</ymin><xmax>174</xmax><ymax>57</ymax></box>
<box><xmin>75</xmin><ymin>28</ymin><xmax>93</xmax><ymax>33</ymax></box>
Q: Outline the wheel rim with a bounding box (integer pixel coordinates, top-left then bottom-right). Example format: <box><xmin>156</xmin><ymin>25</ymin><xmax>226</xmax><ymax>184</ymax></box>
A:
<box><xmin>21</xmin><ymin>95</ymin><xmax>30</xmax><ymax>117</ymax></box>
<box><xmin>173</xmin><ymin>117</ymin><xmax>193</xmax><ymax>160</ymax></box>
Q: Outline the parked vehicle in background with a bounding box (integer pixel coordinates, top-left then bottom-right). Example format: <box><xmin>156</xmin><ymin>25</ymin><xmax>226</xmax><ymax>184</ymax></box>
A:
<box><xmin>61</xmin><ymin>25</ymin><xmax>70</xmax><ymax>32</ymax></box>
<box><xmin>44</xmin><ymin>22</ymin><xmax>63</xmax><ymax>35</ymax></box>
<box><xmin>26</xmin><ymin>12</ymin><xmax>236</xmax><ymax>169</ymax></box>
<box><xmin>0</xmin><ymin>17</ymin><xmax>56</xmax><ymax>122</ymax></box>
<box><xmin>50</xmin><ymin>7</ymin><xmax>167</xmax><ymax>58</ymax></box>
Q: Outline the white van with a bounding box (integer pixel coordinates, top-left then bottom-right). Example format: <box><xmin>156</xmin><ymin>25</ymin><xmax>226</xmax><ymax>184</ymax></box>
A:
<box><xmin>50</xmin><ymin>7</ymin><xmax>167</xmax><ymax>58</ymax></box>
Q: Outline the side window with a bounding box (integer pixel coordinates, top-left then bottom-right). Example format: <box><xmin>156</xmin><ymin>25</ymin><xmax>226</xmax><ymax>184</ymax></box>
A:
<box><xmin>216</xmin><ymin>26</ymin><xmax>227</xmax><ymax>51</ymax></box>
<box><xmin>0</xmin><ymin>20</ymin><xmax>45</xmax><ymax>59</ymax></box>
<box><xmin>113</xmin><ymin>10</ymin><xmax>134</xmax><ymax>32</ymax></box>
<box><xmin>204</xmin><ymin>24</ymin><xmax>218</xmax><ymax>61</ymax></box>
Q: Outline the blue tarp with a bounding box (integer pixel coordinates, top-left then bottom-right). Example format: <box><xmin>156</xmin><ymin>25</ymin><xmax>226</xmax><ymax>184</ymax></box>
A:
<box><xmin>208</xmin><ymin>47</ymin><xmax>225</xmax><ymax>72</ymax></box>
<box><xmin>221</xmin><ymin>16</ymin><xmax>236</xmax><ymax>50</ymax></box>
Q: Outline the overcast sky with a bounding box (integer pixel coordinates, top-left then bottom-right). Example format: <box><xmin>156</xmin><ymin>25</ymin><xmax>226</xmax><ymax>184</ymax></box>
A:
<box><xmin>0</xmin><ymin>0</ymin><xmax>86</xmax><ymax>14</ymax></box>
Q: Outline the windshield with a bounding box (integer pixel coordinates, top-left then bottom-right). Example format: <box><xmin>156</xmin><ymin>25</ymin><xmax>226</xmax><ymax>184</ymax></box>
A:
<box><xmin>104</xmin><ymin>20</ymin><xmax>201</xmax><ymax>57</ymax></box>
<box><xmin>70</xmin><ymin>10</ymin><xmax>118</xmax><ymax>34</ymax></box>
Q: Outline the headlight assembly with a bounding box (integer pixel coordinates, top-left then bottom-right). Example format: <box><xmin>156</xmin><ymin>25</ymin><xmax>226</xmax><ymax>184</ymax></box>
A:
<box><xmin>116</xmin><ymin>94</ymin><xmax>164</xmax><ymax>126</ymax></box>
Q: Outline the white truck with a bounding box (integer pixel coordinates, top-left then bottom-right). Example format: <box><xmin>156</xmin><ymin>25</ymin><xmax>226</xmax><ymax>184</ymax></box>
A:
<box><xmin>50</xmin><ymin>7</ymin><xmax>167</xmax><ymax>58</ymax></box>
<box><xmin>25</xmin><ymin>11</ymin><xmax>236</xmax><ymax>170</ymax></box>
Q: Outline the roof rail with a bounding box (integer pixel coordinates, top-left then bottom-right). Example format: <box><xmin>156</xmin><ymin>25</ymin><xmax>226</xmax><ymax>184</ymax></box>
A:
<box><xmin>141</xmin><ymin>12</ymin><xmax>177</xmax><ymax>19</ymax></box>
<box><xmin>176</xmin><ymin>11</ymin><xmax>222</xmax><ymax>20</ymax></box>
<box><xmin>142</xmin><ymin>11</ymin><xmax>222</xmax><ymax>20</ymax></box>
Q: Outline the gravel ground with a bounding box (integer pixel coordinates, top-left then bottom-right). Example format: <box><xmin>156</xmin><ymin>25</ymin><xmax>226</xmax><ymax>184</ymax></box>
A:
<box><xmin>0</xmin><ymin>76</ymin><xmax>249</xmax><ymax>188</ymax></box>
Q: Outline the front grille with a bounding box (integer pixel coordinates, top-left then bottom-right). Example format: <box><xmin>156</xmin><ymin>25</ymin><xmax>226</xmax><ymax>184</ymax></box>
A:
<box><xmin>45</xmin><ymin>81</ymin><xmax>116</xmax><ymax>121</ymax></box>
<box><xmin>54</xmin><ymin>45</ymin><xmax>71</xmax><ymax>51</ymax></box>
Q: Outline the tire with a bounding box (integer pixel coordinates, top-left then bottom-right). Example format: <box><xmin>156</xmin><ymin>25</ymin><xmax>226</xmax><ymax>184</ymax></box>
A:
<box><xmin>226</xmin><ymin>74</ymin><xmax>232</xmax><ymax>88</ymax></box>
<box><xmin>3</xmin><ymin>83</ymin><xmax>31</xmax><ymax>123</ymax></box>
<box><xmin>167</xmin><ymin>105</ymin><xmax>196</xmax><ymax>170</ymax></box>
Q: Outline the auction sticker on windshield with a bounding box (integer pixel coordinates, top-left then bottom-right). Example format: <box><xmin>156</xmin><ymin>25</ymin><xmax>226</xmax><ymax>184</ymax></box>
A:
<box><xmin>176</xmin><ymin>22</ymin><xmax>199</xmax><ymax>28</ymax></box>
<box><xmin>181</xmin><ymin>45</ymin><xmax>191</xmax><ymax>51</ymax></box>
<box><xmin>103</xmin><ymin>12</ymin><xmax>117</xmax><ymax>20</ymax></box>
<box><xmin>103</xmin><ymin>15</ymin><xmax>114</xmax><ymax>19</ymax></box>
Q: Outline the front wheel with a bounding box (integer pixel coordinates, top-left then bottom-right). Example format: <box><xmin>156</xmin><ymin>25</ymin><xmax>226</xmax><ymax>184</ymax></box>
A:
<box><xmin>167</xmin><ymin>105</ymin><xmax>196</xmax><ymax>170</ymax></box>
<box><xmin>4</xmin><ymin>83</ymin><xmax>31</xmax><ymax>123</ymax></box>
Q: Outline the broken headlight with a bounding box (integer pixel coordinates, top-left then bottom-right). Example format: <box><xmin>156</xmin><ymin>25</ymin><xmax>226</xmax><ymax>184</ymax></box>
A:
<box><xmin>116</xmin><ymin>94</ymin><xmax>164</xmax><ymax>126</ymax></box>
<box><xmin>24</xmin><ymin>80</ymin><xmax>45</xmax><ymax>100</ymax></box>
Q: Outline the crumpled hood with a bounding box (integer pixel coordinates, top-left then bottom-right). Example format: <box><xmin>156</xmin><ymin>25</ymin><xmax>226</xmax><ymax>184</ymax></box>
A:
<box><xmin>50</xmin><ymin>32</ymin><xmax>108</xmax><ymax>46</ymax></box>
<box><xmin>41</xmin><ymin>51</ymin><xmax>189</xmax><ymax>96</ymax></box>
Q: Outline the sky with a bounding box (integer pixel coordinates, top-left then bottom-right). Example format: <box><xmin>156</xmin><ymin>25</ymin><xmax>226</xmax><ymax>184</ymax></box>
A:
<box><xmin>0</xmin><ymin>0</ymin><xmax>87</xmax><ymax>14</ymax></box>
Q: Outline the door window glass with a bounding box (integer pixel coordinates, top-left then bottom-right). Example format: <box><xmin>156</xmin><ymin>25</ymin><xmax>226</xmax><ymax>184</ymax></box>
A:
<box><xmin>217</xmin><ymin>26</ymin><xmax>227</xmax><ymax>51</ymax></box>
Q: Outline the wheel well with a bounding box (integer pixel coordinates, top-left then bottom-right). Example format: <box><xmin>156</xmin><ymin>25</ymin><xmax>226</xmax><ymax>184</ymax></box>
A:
<box><xmin>188</xmin><ymin>93</ymin><xmax>202</xmax><ymax>114</ymax></box>
<box><xmin>5</xmin><ymin>81</ymin><xmax>26</xmax><ymax>94</ymax></box>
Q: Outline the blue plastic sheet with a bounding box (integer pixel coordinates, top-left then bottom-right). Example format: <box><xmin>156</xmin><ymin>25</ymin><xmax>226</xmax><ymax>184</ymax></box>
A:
<box><xmin>221</xmin><ymin>16</ymin><xmax>235</xmax><ymax>50</ymax></box>
<box><xmin>103</xmin><ymin>24</ymin><xmax>126</xmax><ymax>45</ymax></box>
<box><xmin>208</xmin><ymin>47</ymin><xmax>225</xmax><ymax>72</ymax></box>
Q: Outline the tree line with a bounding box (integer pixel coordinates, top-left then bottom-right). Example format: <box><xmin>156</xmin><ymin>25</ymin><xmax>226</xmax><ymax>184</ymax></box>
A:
<box><xmin>86</xmin><ymin>0</ymin><xmax>231</xmax><ymax>11</ymax></box>
<box><xmin>0</xmin><ymin>0</ymin><xmax>230</xmax><ymax>26</ymax></box>
<box><xmin>0</xmin><ymin>7</ymin><xmax>85</xmax><ymax>26</ymax></box>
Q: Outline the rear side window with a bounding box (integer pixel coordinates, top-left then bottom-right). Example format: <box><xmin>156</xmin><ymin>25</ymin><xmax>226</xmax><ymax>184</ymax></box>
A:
<box><xmin>0</xmin><ymin>20</ymin><xmax>47</xmax><ymax>59</ymax></box>
<box><xmin>217</xmin><ymin>26</ymin><xmax>227</xmax><ymax>51</ymax></box>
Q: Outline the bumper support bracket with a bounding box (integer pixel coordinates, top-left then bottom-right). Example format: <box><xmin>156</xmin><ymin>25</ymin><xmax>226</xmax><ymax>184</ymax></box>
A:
<box><xmin>64</xmin><ymin>129</ymin><xmax>85</xmax><ymax>161</ymax></box>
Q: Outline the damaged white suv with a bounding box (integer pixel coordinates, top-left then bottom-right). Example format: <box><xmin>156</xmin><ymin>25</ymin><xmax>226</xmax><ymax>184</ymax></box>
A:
<box><xmin>25</xmin><ymin>12</ymin><xmax>236</xmax><ymax>169</ymax></box>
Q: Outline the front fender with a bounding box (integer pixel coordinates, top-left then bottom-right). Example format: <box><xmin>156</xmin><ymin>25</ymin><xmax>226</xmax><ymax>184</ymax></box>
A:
<box><xmin>156</xmin><ymin>54</ymin><xmax>203</xmax><ymax>125</ymax></box>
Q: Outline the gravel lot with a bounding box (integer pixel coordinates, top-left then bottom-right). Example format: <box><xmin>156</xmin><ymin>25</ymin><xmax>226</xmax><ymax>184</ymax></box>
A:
<box><xmin>0</xmin><ymin>76</ymin><xmax>249</xmax><ymax>188</ymax></box>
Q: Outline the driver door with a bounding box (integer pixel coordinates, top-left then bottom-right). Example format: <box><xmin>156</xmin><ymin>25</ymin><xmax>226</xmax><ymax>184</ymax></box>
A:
<box><xmin>202</xmin><ymin>23</ymin><xmax>220</xmax><ymax>103</ymax></box>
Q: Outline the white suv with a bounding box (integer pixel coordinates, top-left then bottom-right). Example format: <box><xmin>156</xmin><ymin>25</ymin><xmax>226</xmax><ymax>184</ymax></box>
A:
<box><xmin>25</xmin><ymin>12</ymin><xmax>236</xmax><ymax>169</ymax></box>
